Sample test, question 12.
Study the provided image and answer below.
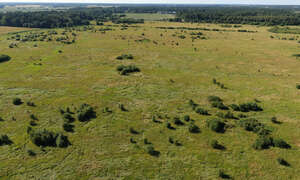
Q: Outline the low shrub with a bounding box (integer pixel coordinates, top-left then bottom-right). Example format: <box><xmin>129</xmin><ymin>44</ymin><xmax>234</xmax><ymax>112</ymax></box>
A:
<box><xmin>166</xmin><ymin>122</ymin><xmax>175</xmax><ymax>130</ymax></box>
<box><xmin>253</xmin><ymin>136</ymin><xmax>273</xmax><ymax>150</ymax></box>
<box><xmin>277</xmin><ymin>158</ymin><xmax>290</xmax><ymax>166</ymax></box>
<box><xmin>13</xmin><ymin>98</ymin><xmax>23</xmax><ymax>105</ymax></box>
<box><xmin>188</xmin><ymin>99</ymin><xmax>198</xmax><ymax>110</ymax></box>
<box><xmin>116</xmin><ymin>64</ymin><xmax>140</xmax><ymax>75</ymax></box>
<box><xmin>0</xmin><ymin>135</ymin><xmax>13</xmax><ymax>146</ymax></box>
<box><xmin>129</xmin><ymin>127</ymin><xmax>139</xmax><ymax>134</ymax></box>
<box><xmin>27</xmin><ymin>101</ymin><xmax>35</xmax><ymax>107</ymax></box>
<box><xmin>63</xmin><ymin>123</ymin><xmax>74</xmax><ymax>132</ymax></box>
<box><xmin>207</xmin><ymin>118</ymin><xmax>225</xmax><ymax>133</ymax></box>
<box><xmin>211</xmin><ymin>140</ymin><xmax>225</xmax><ymax>150</ymax></box>
<box><xmin>183</xmin><ymin>115</ymin><xmax>190</xmax><ymax>122</ymax></box>
<box><xmin>77</xmin><ymin>104</ymin><xmax>96</xmax><ymax>122</ymax></box>
<box><xmin>273</xmin><ymin>138</ymin><xmax>291</xmax><ymax>149</ymax></box>
<box><xmin>195</xmin><ymin>107</ymin><xmax>209</xmax><ymax>115</ymax></box>
<box><xmin>207</xmin><ymin>96</ymin><xmax>223</xmax><ymax>103</ymax></box>
<box><xmin>173</xmin><ymin>117</ymin><xmax>184</xmax><ymax>125</ymax></box>
<box><xmin>0</xmin><ymin>54</ymin><xmax>11</xmax><ymax>63</ymax></box>
<box><xmin>218</xmin><ymin>170</ymin><xmax>230</xmax><ymax>179</ymax></box>
<box><xmin>188</xmin><ymin>123</ymin><xmax>200</xmax><ymax>133</ymax></box>
<box><xmin>27</xmin><ymin>149</ymin><xmax>36</xmax><ymax>156</ymax></box>
<box><xmin>146</xmin><ymin>145</ymin><xmax>160</xmax><ymax>157</ymax></box>
<box><xmin>239</xmin><ymin>118</ymin><xmax>270</xmax><ymax>136</ymax></box>
<box><xmin>27</xmin><ymin>128</ymin><xmax>70</xmax><ymax>148</ymax></box>
<box><xmin>296</xmin><ymin>84</ymin><xmax>300</xmax><ymax>89</ymax></box>
<box><xmin>271</xmin><ymin>116</ymin><xmax>281</xmax><ymax>124</ymax></box>
<box><xmin>116</xmin><ymin>54</ymin><xmax>133</xmax><ymax>60</ymax></box>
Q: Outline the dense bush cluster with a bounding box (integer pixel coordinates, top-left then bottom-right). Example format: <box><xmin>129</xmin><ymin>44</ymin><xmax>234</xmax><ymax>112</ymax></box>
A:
<box><xmin>116</xmin><ymin>65</ymin><xmax>140</xmax><ymax>75</ymax></box>
<box><xmin>116</xmin><ymin>54</ymin><xmax>133</xmax><ymax>60</ymax></box>
<box><xmin>229</xmin><ymin>102</ymin><xmax>263</xmax><ymax>112</ymax></box>
<box><xmin>77</xmin><ymin>103</ymin><xmax>96</xmax><ymax>122</ymax></box>
<box><xmin>239</xmin><ymin>118</ymin><xmax>270</xmax><ymax>136</ymax></box>
<box><xmin>206</xmin><ymin>118</ymin><xmax>226</xmax><ymax>133</ymax></box>
<box><xmin>208</xmin><ymin>96</ymin><xmax>229</xmax><ymax>110</ymax></box>
<box><xmin>27</xmin><ymin>127</ymin><xmax>70</xmax><ymax>148</ymax></box>
<box><xmin>13</xmin><ymin>98</ymin><xmax>23</xmax><ymax>105</ymax></box>
<box><xmin>253</xmin><ymin>136</ymin><xmax>291</xmax><ymax>150</ymax></box>
<box><xmin>0</xmin><ymin>135</ymin><xmax>13</xmax><ymax>146</ymax></box>
<box><xmin>0</xmin><ymin>54</ymin><xmax>11</xmax><ymax>63</ymax></box>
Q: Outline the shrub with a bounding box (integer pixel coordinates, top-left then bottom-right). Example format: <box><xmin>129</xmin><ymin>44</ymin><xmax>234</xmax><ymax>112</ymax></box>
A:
<box><xmin>218</xmin><ymin>170</ymin><xmax>230</xmax><ymax>179</ymax></box>
<box><xmin>30</xmin><ymin>114</ymin><xmax>38</xmax><ymax>120</ymax></box>
<box><xmin>239</xmin><ymin>118</ymin><xmax>270</xmax><ymax>136</ymax></box>
<box><xmin>27</xmin><ymin>149</ymin><xmax>36</xmax><ymax>156</ymax></box>
<box><xmin>63</xmin><ymin>113</ymin><xmax>75</xmax><ymax>123</ymax></box>
<box><xmin>116</xmin><ymin>64</ymin><xmax>140</xmax><ymax>75</ymax></box>
<box><xmin>271</xmin><ymin>116</ymin><xmax>281</xmax><ymax>124</ymax></box>
<box><xmin>188</xmin><ymin>123</ymin><xmax>200</xmax><ymax>133</ymax></box>
<box><xmin>207</xmin><ymin>118</ymin><xmax>225</xmax><ymax>133</ymax></box>
<box><xmin>183</xmin><ymin>115</ymin><xmax>190</xmax><ymax>122</ymax></box>
<box><xmin>252</xmin><ymin>136</ymin><xmax>273</xmax><ymax>150</ymax></box>
<box><xmin>63</xmin><ymin>123</ymin><xmax>74</xmax><ymax>132</ymax></box>
<box><xmin>13</xmin><ymin>98</ymin><xmax>23</xmax><ymax>105</ymax></box>
<box><xmin>207</xmin><ymin>96</ymin><xmax>223</xmax><ymax>103</ymax></box>
<box><xmin>116</xmin><ymin>54</ymin><xmax>133</xmax><ymax>60</ymax></box>
<box><xmin>296</xmin><ymin>84</ymin><xmax>300</xmax><ymax>89</ymax></box>
<box><xmin>77</xmin><ymin>104</ymin><xmax>96</xmax><ymax>122</ymax></box>
<box><xmin>173</xmin><ymin>117</ymin><xmax>184</xmax><ymax>125</ymax></box>
<box><xmin>27</xmin><ymin>128</ymin><xmax>70</xmax><ymax>148</ymax></box>
<box><xmin>168</xmin><ymin>137</ymin><xmax>174</xmax><ymax>144</ymax></box>
<box><xmin>143</xmin><ymin>138</ymin><xmax>151</xmax><ymax>144</ymax></box>
<box><xmin>211</xmin><ymin>140</ymin><xmax>225</xmax><ymax>150</ymax></box>
<box><xmin>277</xmin><ymin>158</ymin><xmax>290</xmax><ymax>166</ymax></box>
<box><xmin>0</xmin><ymin>54</ymin><xmax>11</xmax><ymax>63</ymax></box>
<box><xmin>211</xmin><ymin>101</ymin><xmax>229</xmax><ymax>110</ymax></box>
<box><xmin>188</xmin><ymin>99</ymin><xmax>198</xmax><ymax>110</ymax></box>
<box><xmin>195</xmin><ymin>107</ymin><xmax>209</xmax><ymax>115</ymax></box>
<box><xmin>166</xmin><ymin>122</ymin><xmax>175</xmax><ymax>130</ymax></box>
<box><xmin>118</xmin><ymin>104</ymin><xmax>127</xmax><ymax>111</ymax></box>
<box><xmin>129</xmin><ymin>127</ymin><xmax>139</xmax><ymax>134</ymax></box>
<box><xmin>27</xmin><ymin>101</ymin><xmax>35</xmax><ymax>107</ymax></box>
<box><xmin>146</xmin><ymin>145</ymin><xmax>160</xmax><ymax>157</ymax></box>
<box><xmin>229</xmin><ymin>104</ymin><xmax>240</xmax><ymax>111</ymax></box>
<box><xmin>130</xmin><ymin>138</ymin><xmax>136</xmax><ymax>144</ymax></box>
<box><xmin>273</xmin><ymin>138</ymin><xmax>291</xmax><ymax>149</ymax></box>
<box><xmin>29</xmin><ymin>120</ymin><xmax>37</xmax><ymax>126</ymax></box>
<box><xmin>239</xmin><ymin>102</ymin><xmax>263</xmax><ymax>112</ymax></box>
<box><xmin>0</xmin><ymin>135</ymin><xmax>13</xmax><ymax>146</ymax></box>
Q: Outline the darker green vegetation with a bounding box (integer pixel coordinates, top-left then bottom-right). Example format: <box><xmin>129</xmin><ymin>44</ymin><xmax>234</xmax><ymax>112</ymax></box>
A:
<box><xmin>211</xmin><ymin>140</ymin><xmax>225</xmax><ymax>150</ymax></box>
<box><xmin>77</xmin><ymin>104</ymin><xmax>96</xmax><ymax>122</ymax></box>
<box><xmin>13</xmin><ymin>98</ymin><xmax>23</xmax><ymax>105</ymax></box>
<box><xmin>116</xmin><ymin>54</ymin><xmax>133</xmax><ymax>60</ymax></box>
<box><xmin>188</xmin><ymin>123</ymin><xmax>200</xmax><ymax>133</ymax></box>
<box><xmin>212</xmin><ymin>78</ymin><xmax>227</xmax><ymax>89</ymax></box>
<box><xmin>116</xmin><ymin>64</ymin><xmax>140</xmax><ymax>75</ymax></box>
<box><xmin>208</xmin><ymin>96</ymin><xmax>229</xmax><ymax>110</ymax></box>
<box><xmin>0</xmin><ymin>54</ymin><xmax>11</xmax><ymax>63</ymax></box>
<box><xmin>207</xmin><ymin>118</ymin><xmax>226</xmax><ymax>133</ymax></box>
<box><xmin>229</xmin><ymin>102</ymin><xmax>263</xmax><ymax>112</ymax></box>
<box><xmin>296</xmin><ymin>84</ymin><xmax>300</xmax><ymax>89</ymax></box>
<box><xmin>269</xmin><ymin>26</ymin><xmax>300</xmax><ymax>34</ymax></box>
<box><xmin>277</xmin><ymin>158</ymin><xmax>290</xmax><ymax>167</ymax></box>
<box><xmin>0</xmin><ymin>135</ymin><xmax>13</xmax><ymax>146</ymax></box>
<box><xmin>27</xmin><ymin>127</ymin><xmax>70</xmax><ymax>148</ymax></box>
<box><xmin>177</xmin><ymin>7</ymin><xmax>300</xmax><ymax>26</ymax></box>
<box><xmin>239</xmin><ymin>118</ymin><xmax>270</xmax><ymax>136</ymax></box>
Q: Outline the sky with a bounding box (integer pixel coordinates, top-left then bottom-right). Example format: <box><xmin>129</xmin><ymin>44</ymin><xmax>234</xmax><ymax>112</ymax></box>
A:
<box><xmin>2</xmin><ymin>0</ymin><xmax>300</xmax><ymax>5</ymax></box>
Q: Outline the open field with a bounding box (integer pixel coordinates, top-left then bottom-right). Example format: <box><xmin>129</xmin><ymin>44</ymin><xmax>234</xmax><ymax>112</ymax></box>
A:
<box><xmin>0</xmin><ymin>21</ymin><xmax>299</xmax><ymax>179</ymax></box>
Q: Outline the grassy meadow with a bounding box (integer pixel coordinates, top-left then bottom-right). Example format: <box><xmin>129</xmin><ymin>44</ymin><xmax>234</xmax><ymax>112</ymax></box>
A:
<box><xmin>0</xmin><ymin>20</ymin><xmax>299</xmax><ymax>179</ymax></box>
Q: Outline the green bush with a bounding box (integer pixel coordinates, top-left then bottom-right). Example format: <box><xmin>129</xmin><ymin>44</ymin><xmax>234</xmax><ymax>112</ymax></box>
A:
<box><xmin>116</xmin><ymin>54</ymin><xmax>133</xmax><ymax>60</ymax></box>
<box><xmin>77</xmin><ymin>104</ymin><xmax>96</xmax><ymax>122</ymax></box>
<box><xmin>239</xmin><ymin>102</ymin><xmax>263</xmax><ymax>112</ymax></box>
<box><xmin>129</xmin><ymin>127</ymin><xmax>139</xmax><ymax>134</ymax></box>
<box><xmin>271</xmin><ymin>116</ymin><xmax>281</xmax><ymax>124</ymax></box>
<box><xmin>63</xmin><ymin>123</ymin><xmax>74</xmax><ymax>132</ymax></box>
<box><xmin>239</xmin><ymin>118</ymin><xmax>270</xmax><ymax>136</ymax></box>
<box><xmin>188</xmin><ymin>123</ymin><xmax>200</xmax><ymax>133</ymax></box>
<box><xmin>27</xmin><ymin>149</ymin><xmax>36</xmax><ymax>156</ymax></box>
<box><xmin>0</xmin><ymin>54</ymin><xmax>11</xmax><ymax>63</ymax></box>
<box><xmin>207</xmin><ymin>96</ymin><xmax>223</xmax><ymax>103</ymax></box>
<box><xmin>218</xmin><ymin>170</ymin><xmax>230</xmax><ymax>179</ymax></box>
<box><xmin>277</xmin><ymin>158</ymin><xmax>290</xmax><ymax>166</ymax></box>
<box><xmin>27</xmin><ymin>101</ymin><xmax>35</xmax><ymax>107</ymax></box>
<box><xmin>183</xmin><ymin>115</ymin><xmax>190</xmax><ymax>122</ymax></box>
<box><xmin>173</xmin><ymin>117</ymin><xmax>184</xmax><ymax>125</ymax></box>
<box><xmin>13</xmin><ymin>98</ymin><xmax>23</xmax><ymax>105</ymax></box>
<box><xmin>188</xmin><ymin>99</ymin><xmax>198</xmax><ymax>110</ymax></box>
<box><xmin>27</xmin><ymin>128</ymin><xmax>70</xmax><ymax>148</ymax></box>
<box><xmin>296</xmin><ymin>84</ymin><xmax>300</xmax><ymax>89</ymax></box>
<box><xmin>116</xmin><ymin>64</ymin><xmax>140</xmax><ymax>75</ymax></box>
<box><xmin>211</xmin><ymin>140</ymin><xmax>225</xmax><ymax>150</ymax></box>
<box><xmin>146</xmin><ymin>145</ymin><xmax>160</xmax><ymax>157</ymax></box>
<box><xmin>195</xmin><ymin>107</ymin><xmax>209</xmax><ymax>115</ymax></box>
<box><xmin>63</xmin><ymin>113</ymin><xmax>75</xmax><ymax>123</ymax></box>
<box><xmin>207</xmin><ymin>118</ymin><xmax>225</xmax><ymax>133</ymax></box>
<box><xmin>0</xmin><ymin>135</ymin><xmax>13</xmax><ymax>146</ymax></box>
<box><xmin>273</xmin><ymin>138</ymin><xmax>291</xmax><ymax>149</ymax></box>
<box><xmin>253</xmin><ymin>136</ymin><xmax>273</xmax><ymax>150</ymax></box>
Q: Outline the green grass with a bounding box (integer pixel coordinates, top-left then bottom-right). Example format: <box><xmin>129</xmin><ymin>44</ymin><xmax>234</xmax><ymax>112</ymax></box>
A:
<box><xmin>0</xmin><ymin>22</ymin><xmax>299</xmax><ymax>179</ymax></box>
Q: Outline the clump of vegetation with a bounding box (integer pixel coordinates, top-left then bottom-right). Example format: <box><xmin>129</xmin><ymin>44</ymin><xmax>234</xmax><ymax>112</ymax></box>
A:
<box><xmin>77</xmin><ymin>104</ymin><xmax>96</xmax><ymax>122</ymax></box>
<box><xmin>118</xmin><ymin>104</ymin><xmax>127</xmax><ymax>111</ymax></box>
<box><xmin>195</xmin><ymin>107</ymin><xmax>209</xmax><ymax>115</ymax></box>
<box><xmin>252</xmin><ymin>136</ymin><xmax>273</xmax><ymax>150</ymax></box>
<box><xmin>296</xmin><ymin>84</ymin><xmax>300</xmax><ymax>89</ymax></box>
<box><xmin>173</xmin><ymin>117</ymin><xmax>184</xmax><ymax>125</ymax></box>
<box><xmin>63</xmin><ymin>123</ymin><xmax>74</xmax><ymax>132</ymax></box>
<box><xmin>27</xmin><ymin>127</ymin><xmax>70</xmax><ymax>148</ymax></box>
<box><xmin>216</xmin><ymin>111</ymin><xmax>236</xmax><ymax>119</ymax></box>
<box><xmin>188</xmin><ymin>99</ymin><xmax>198</xmax><ymax>110</ymax></box>
<box><xmin>129</xmin><ymin>127</ymin><xmax>139</xmax><ymax>134</ymax></box>
<box><xmin>0</xmin><ymin>135</ymin><xmax>13</xmax><ymax>146</ymax></box>
<box><xmin>273</xmin><ymin>138</ymin><xmax>291</xmax><ymax>149</ymax></box>
<box><xmin>146</xmin><ymin>145</ymin><xmax>160</xmax><ymax>157</ymax></box>
<box><xmin>239</xmin><ymin>118</ymin><xmax>270</xmax><ymax>136</ymax></box>
<box><xmin>218</xmin><ymin>170</ymin><xmax>231</xmax><ymax>179</ymax></box>
<box><xmin>211</xmin><ymin>140</ymin><xmax>225</xmax><ymax>150</ymax></box>
<box><xmin>27</xmin><ymin>149</ymin><xmax>36</xmax><ymax>156</ymax></box>
<box><xmin>271</xmin><ymin>116</ymin><xmax>281</xmax><ymax>124</ymax></box>
<box><xmin>208</xmin><ymin>96</ymin><xmax>229</xmax><ymax>110</ymax></box>
<box><xmin>116</xmin><ymin>54</ymin><xmax>133</xmax><ymax>60</ymax></box>
<box><xmin>207</xmin><ymin>118</ymin><xmax>226</xmax><ymax>133</ymax></box>
<box><xmin>188</xmin><ymin>123</ymin><xmax>200</xmax><ymax>133</ymax></box>
<box><xmin>116</xmin><ymin>64</ymin><xmax>140</xmax><ymax>75</ymax></box>
<box><xmin>212</xmin><ymin>78</ymin><xmax>227</xmax><ymax>89</ymax></box>
<box><xmin>13</xmin><ymin>98</ymin><xmax>23</xmax><ymax>105</ymax></box>
<box><xmin>183</xmin><ymin>115</ymin><xmax>190</xmax><ymax>122</ymax></box>
<box><xmin>27</xmin><ymin>101</ymin><xmax>35</xmax><ymax>107</ymax></box>
<box><xmin>0</xmin><ymin>54</ymin><xmax>11</xmax><ymax>63</ymax></box>
<box><xmin>229</xmin><ymin>102</ymin><xmax>263</xmax><ymax>112</ymax></box>
<box><xmin>277</xmin><ymin>158</ymin><xmax>290</xmax><ymax>167</ymax></box>
<box><xmin>166</xmin><ymin>122</ymin><xmax>175</xmax><ymax>130</ymax></box>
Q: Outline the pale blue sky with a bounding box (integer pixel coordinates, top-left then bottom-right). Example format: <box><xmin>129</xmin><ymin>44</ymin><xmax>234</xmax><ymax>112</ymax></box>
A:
<box><xmin>3</xmin><ymin>0</ymin><xmax>300</xmax><ymax>5</ymax></box>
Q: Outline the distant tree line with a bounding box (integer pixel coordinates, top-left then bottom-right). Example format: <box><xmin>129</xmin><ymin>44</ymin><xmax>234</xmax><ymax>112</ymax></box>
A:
<box><xmin>176</xmin><ymin>7</ymin><xmax>300</xmax><ymax>26</ymax></box>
